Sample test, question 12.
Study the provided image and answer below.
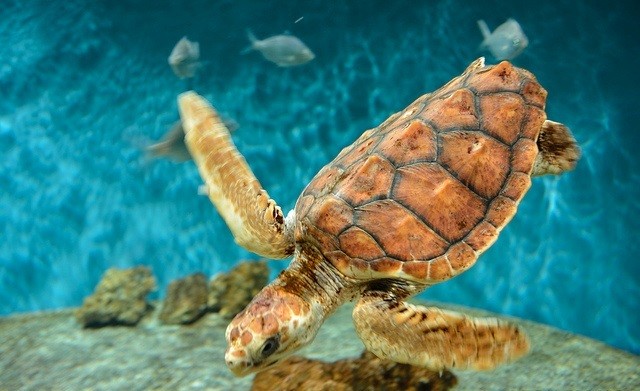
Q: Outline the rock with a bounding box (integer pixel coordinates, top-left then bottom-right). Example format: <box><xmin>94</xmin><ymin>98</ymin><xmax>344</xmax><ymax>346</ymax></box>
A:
<box><xmin>252</xmin><ymin>350</ymin><xmax>457</xmax><ymax>391</ymax></box>
<box><xmin>75</xmin><ymin>266</ymin><xmax>156</xmax><ymax>327</ymax></box>
<box><xmin>159</xmin><ymin>273</ymin><xmax>209</xmax><ymax>324</ymax></box>
<box><xmin>208</xmin><ymin>260</ymin><xmax>269</xmax><ymax>319</ymax></box>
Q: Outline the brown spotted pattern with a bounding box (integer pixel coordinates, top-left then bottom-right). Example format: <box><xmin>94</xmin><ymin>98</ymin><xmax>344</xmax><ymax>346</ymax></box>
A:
<box><xmin>225</xmin><ymin>286</ymin><xmax>312</xmax><ymax>374</ymax></box>
<box><xmin>352</xmin><ymin>296</ymin><xmax>531</xmax><ymax>371</ymax></box>
<box><xmin>295</xmin><ymin>60</ymin><xmax>547</xmax><ymax>283</ymax></box>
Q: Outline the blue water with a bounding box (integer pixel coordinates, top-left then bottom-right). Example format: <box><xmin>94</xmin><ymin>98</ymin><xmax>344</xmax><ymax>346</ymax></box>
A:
<box><xmin>1</xmin><ymin>0</ymin><xmax>638</xmax><ymax>354</ymax></box>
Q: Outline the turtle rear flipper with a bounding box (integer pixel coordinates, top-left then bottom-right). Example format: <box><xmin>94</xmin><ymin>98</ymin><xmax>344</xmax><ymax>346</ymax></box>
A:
<box><xmin>178</xmin><ymin>91</ymin><xmax>294</xmax><ymax>259</ymax></box>
<box><xmin>352</xmin><ymin>293</ymin><xmax>530</xmax><ymax>370</ymax></box>
<box><xmin>532</xmin><ymin>120</ymin><xmax>580</xmax><ymax>176</ymax></box>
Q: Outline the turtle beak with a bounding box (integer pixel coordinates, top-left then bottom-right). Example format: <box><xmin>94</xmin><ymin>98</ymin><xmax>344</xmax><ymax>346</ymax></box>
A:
<box><xmin>225</xmin><ymin>348</ymin><xmax>254</xmax><ymax>377</ymax></box>
<box><xmin>226</xmin><ymin>357</ymin><xmax>253</xmax><ymax>377</ymax></box>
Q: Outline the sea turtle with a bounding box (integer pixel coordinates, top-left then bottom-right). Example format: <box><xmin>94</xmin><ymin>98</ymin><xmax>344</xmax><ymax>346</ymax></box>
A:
<box><xmin>177</xmin><ymin>57</ymin><xmax>580</xmax><ymax>376</ymax></box>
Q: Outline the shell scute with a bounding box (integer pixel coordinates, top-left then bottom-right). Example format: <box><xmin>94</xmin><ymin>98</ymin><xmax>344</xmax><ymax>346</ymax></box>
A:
<box><xmin>522</xmin><ymin>106</ymin><xmax>547</xmax><ymax>140</ymax></box>
<box><xmin>479</xmin><ymin>92</ymin><xmax>525</xmax><ymax>145</ymax></box>
<box><xmin>402</xmin><ymin>260</ymin><xmax>431</xmax><ymax>281</ymax></box>
<box><xmin>335</xmin><ymin>134</ymin><xmax>382</xmax><ymax>170</ymax></box>
<box><xmin>486</xmin><ymin>196</ymin><xmax>517</xmax><ymax>228</ymax></box>
<box><xmin>305</xmin><ymin>195</ymin><xmax>352</xmax><ymax>236</ymax></box>
<box><xmin>420</xmin><ymin>88</ymin><xmax>478</xmax><ymax>130</ymax></box>
<box><xmin>377</xmin><ymin>120</ymin><xmax>437</xmax><ymax>166</ymax></box>
<box><xmin>327</xmin><ymin>251</ymin><xmax>371</xmax><ymax>278</ymax></box>
<box><xmin>355</xmin><ymin>200</ymin><xmax>448</xmax><ymax>261</ymax></box>
<box><xmin>325</xmin><ymin>250</ymin><xmax>351</xmax><ymax>274</ymax></box>
<box><xmin>369</xmin><ymin>257</ymin><xmax>403</xmax><ymax>275</ymax></box>
<box><xmin>465</xmin><ymin>221</ymin><xmax>499</xmax><ymax>252</ymax></box>
<box><xmin>446</xmin><ymin>242</ymin><xmax>477</xmax><ymax>271</ymax></box>
<box><xmin>336</xmin><ymin>154</ymin><xmax>395</xmax><ymax>206</ymax></box>
<box><xmin>393</xmin><ymin>163</ymin><xmax>486</xmax><ymax>243</ymax></box>
<box><xmin>338</xmin><ymin>226</ymin><xmax>386</xmax><ymax>260</ymax></box>
<box><xmin>511</xmin><ymin>138</ymin><xmax>538</xmax><ymax>174</ymax></box>
<box><xmin>302</xmin><ymin>165</ymin><xmax>344</xmax><ymax>198</ymax></box>
<box><xmin>295</xmin><ymin>194</ymin><xmax>314</xmax><ymax>221</ymax></box>
<box><xmin>501</xmin><ymin>172</ymin><xmax>531</xmax><ymax>201</ymax></box>
<box><xmin>521</xmin><ymin>79</ymin><xmax>547</xmax><ymax>107</ymax></box>
<box><xmin>301</xmin><ymin>223</ymin><xmax>340</xmax><ymax>257</ymax></box>
<box><xmin>439</xmin><ymin>131</ymin><xmax>511</xmax><ymax>199</ymax></box>
<box><xmin>425</xmin><ymin>255</ymin><xmax>454</xmax><ymax>281</ymax></box>
<box><xmin>467</xmin><ymin>61</ymin><xmax>521</xmax><ymax>92</ymax></box>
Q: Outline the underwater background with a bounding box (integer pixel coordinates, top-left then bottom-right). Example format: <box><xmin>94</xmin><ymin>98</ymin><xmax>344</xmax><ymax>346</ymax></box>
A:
<box><xmin>1</xmin><ymin>0</ymin><xmax>638</xmax><ymax>356</ymax></box>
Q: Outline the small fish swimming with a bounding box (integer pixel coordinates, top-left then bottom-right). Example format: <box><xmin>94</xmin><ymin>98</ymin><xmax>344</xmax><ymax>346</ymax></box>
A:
<box><xmin>477</xmin><ymin>18</ymin><xmax>528</xmax><ymax>60</ymax></box>
<box><xmin>146</xmin><ymin>117</ymin><xmax>239</xmax><ymax>162</ymax></box>
<box><xmin>243</xmin><ymin>31</ymin><xmax>315</xmax><ymax>67</ymax></box>
<box><xmin>146</xmin><ymin>121</ymin><xmax>191</xmax><ymax>162</ymax></box>
<box><xmin>168</xmin><ymin>36</ymin><xmax>201</xmax><ymax>79</ymax></box>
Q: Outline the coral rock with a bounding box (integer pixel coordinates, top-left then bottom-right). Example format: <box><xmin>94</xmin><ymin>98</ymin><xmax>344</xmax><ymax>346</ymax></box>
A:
<box><xmin>75</xmin><ymin>266</ymin><xmax>156</xmax><ymax>327</ymax></box>
<box><xmin>252</xmin><ymin>350</ymin><xmax>457</xmax><ymax>391</ymax></box>
<box><xmin>208</xmin><ymin>260</ymin><xmax>269</xmax><ymax>319</ymax></box>
<box><xmin>159</xmin><ymin>273</ymin><xmax>209</xmax><ymax>324</ymax></box>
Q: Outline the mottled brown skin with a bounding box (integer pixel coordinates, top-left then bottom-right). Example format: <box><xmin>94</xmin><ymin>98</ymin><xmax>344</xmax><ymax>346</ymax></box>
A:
<box><xmin>252</xmin><ymin>350</ymin><xmax>457</xmax><ymax>391</ymax></box>
<box><xmin>179</xmin><ymin>93</ymin><xmax>293</xmax><ymax>259</ymax></box>
<box><xmin>179</xmin><ymin>58</ymin><xmax>579</xmax><ymax>377</ymax></box>
<box><xmin>296</xmin><ymin>59</ymin><xmax>548</xmax><ymax>283</ymax></box>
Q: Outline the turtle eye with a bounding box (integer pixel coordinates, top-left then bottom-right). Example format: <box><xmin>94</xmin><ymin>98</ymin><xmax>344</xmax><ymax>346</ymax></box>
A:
<box><xmin>260</xmin><ymin>335</ymin><xmax>280</xmax><ymax>358</ymax></box>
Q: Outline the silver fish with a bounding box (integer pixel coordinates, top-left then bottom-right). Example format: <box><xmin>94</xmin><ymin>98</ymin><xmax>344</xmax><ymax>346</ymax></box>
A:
<box><xmin>168</xmin><ymin>36</ymin><xmax>201</xmax><ymax>79</ymax></box>
<box><xmin>243</xmin><ymin>31</ymin><xmax>315</xmax><ymax>67</ymax></box>
<box><xmin>146</xmin><ymin>118</ymin><xmax>239</xmax><ymax>162</ymax></box>
<box><xmin>477</xmin><ymin>18</ymin><xmax>528</xmax><ymax>60</ymax></box>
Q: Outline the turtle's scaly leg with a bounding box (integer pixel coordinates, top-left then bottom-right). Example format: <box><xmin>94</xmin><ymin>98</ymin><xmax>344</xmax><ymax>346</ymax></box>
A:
<box><xmin>352</xmin><ymin>292</ymin><xmax>530</xmax><ymax>370</ymax></box>
<box><xmin>178</xmin><ymin>91</ymin><xmax>294</xmax><ymax>258</ymax></box>
<box><xmin>532</xmin><ymin>120</ymin><xmax>580</xmax><ymax>176</ymax></box>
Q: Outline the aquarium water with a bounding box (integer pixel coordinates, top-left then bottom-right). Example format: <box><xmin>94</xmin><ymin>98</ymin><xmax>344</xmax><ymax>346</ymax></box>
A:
<box><xmin>1</xmin><ymin>0</ymin><xmax>638</xmax><ymax>355</ymax></box>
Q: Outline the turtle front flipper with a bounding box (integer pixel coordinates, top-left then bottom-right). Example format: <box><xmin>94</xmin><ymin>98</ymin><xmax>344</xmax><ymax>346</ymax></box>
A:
<box><xmin>352</xmin><ymin>293</ymin><xmax>530</xmax><ymax>371</ymax></box>
<box><xmin>178</xmin><ymin>91</ymin><xmax>294</xmax><ymax>258</ymax></box>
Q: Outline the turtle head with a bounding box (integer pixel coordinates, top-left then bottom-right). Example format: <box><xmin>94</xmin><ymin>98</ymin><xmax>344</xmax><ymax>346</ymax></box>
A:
<box><xmin>224</xmin><ymin>286</ymin><xmax>321</xmax><ymax>376</ymax></box>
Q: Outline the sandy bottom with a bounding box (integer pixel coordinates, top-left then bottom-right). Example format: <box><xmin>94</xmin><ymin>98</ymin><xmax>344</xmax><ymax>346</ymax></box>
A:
<box><xmin>1</xmin><ymin>301</ymin><xmax>638</xmax><ymax>390</ymax></box>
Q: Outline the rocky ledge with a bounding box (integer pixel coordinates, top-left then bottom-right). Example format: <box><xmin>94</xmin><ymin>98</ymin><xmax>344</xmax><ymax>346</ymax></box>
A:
<box><xmin>1</xmin><ymin>302</ymin><xmax>638</xmax><ymax>390</ymax></box>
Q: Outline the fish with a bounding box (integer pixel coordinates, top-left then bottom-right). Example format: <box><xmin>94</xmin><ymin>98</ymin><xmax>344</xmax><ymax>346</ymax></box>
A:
<box><xmin>243</xmin><ymin>30</ymin><xmax>315</xmax><ymax>67</ymax></box>
<box><xmin>146</xmin><ymin>117</ymin><xmax>239</xmax><ymax>162</ymax></box>
<box><xmin>477</xmin><ymin>18</ymin><xmax>528</xmax><ymax>60</ymax></box>
<box><xmin>168</xmin><ymin>36</ymin><xmax>201</xmax><ymax>79</ymax></box>
<box><xmin>146</xmin><ymin>121</ymin><xmax>192</xmax><ymax>162</ymax></box>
